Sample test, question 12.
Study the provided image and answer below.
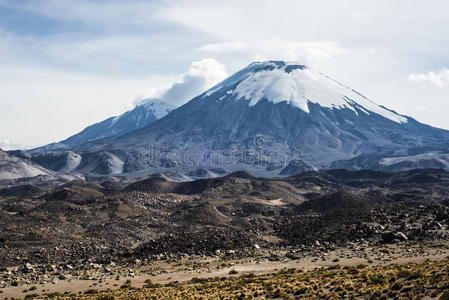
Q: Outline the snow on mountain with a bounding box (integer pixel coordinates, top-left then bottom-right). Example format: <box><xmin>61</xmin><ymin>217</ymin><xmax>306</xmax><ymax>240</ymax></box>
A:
<box><xmin>331</xmin><ymin>151</ymin><xmax>449</xmax><ymax>172</ymax></box>
<box><xmin>377</xmin><ymin>151</ymin><xmax>449</xmax><ymax>171</ymax></box>
<box><xmin>114</xmin><ymin>99</ymin><xmax>175</xmax><ymax>124</ymax></box>
<box><xmin>139</xmin><ymin>99</ymin><xmax>178</xmax><ymax>119</ymax></box>
<box><xmin>141</xmin><ymin>99</ymin><xmax>176</xmax><ymax>119</ymax></box>
<box><xmin>63</xmin><ymin>98</ymin><xmax>176</xmax><ymax>146</ymax></box>
<box><xmin>206</xmin><ymin>61</ymin><xmax>407</xmax><ymax>123</ymax></box>
<box><xmin>279</xmin><ymin>159</ymin><xmax>317</xmax><ymax>176</ymax></box>
<box><xmin>28</xmin><ymin>151</ymin><xmax>82</xmax><ymax>173</ymax></box>
<box><xmin>0</xmin><ymin>149</ymin><xmax>81</xmax><ymax>188</ymax></box>
<box><xmin>32</xmin><ymin>99</ymin><xmax>176</xmax><ymax>152</ymax></box>
<box><xmin>379</xmin><ymin>152</ymin><xmax>449</xmax><ymax>166</ymax></box>
<box><xmin>0</xmin><ymin>149</ymin><xmax>53</xmax><ymax>180</ymax></box>
<box><xmin>28</xmin><ymin>61</ymin><xmax>449</xmax><ymax>176</ymax></box>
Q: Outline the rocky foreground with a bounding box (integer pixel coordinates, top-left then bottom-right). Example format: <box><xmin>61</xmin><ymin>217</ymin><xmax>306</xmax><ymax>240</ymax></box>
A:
<box><xmin>1</xmin><ymin>169</ymin><xmax>449</xmax><ymax>298</ymax></box>
<box><xmin>63</xmin><ymin>258</ymin><xmax>449</xmax><ymax>299</ymax></box>
<box><xmin>1</xmin><ymin>250</ymin><xmax>449</xmax><ymax>299</ymax></box>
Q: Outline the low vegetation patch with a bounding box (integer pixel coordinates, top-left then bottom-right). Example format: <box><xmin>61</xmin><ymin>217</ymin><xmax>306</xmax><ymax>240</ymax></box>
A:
<box><xmin>35</xmin><ymin>259</ymin><xmax>449</xmax><ymax>299</ymax></box>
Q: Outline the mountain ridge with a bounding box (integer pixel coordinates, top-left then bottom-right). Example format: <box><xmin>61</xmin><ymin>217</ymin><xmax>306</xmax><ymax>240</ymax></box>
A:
<box><xmin>31</xmin><ymin>99</ymin><xmax>176</xmax><ymax>152</ymax></box>
<box><xmin>21</xmin><ymin>61</ymin><xmax>449</xmax><ymax>177</ymax></box>
<box><xmin>98</xmin><ymin>61</ymin><xmax>449</xmax><ymax>172</ymax></box>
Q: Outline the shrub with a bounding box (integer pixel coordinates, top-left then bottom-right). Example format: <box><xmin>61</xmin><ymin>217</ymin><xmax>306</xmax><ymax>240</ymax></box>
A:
<box><xmin>96</xmin><ymin>295</ymin><xmax>115</xmax><ymax>300</ymax></box>
<box><xmin>390</xmin><ymin>281</ymin><xmax>403</xmax><ymax>291</ymax></box>
<box><xmin>440</xmin><ymin>290</ymin><xmax>449</xmax><ymax>300</ymax></box>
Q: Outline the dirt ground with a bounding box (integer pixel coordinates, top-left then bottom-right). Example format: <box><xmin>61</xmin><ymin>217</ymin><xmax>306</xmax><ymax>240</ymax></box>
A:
<box><xmin>2</xmin><ymin>244</ymin><xmax>448</xmax><ymax>299</ymax></box>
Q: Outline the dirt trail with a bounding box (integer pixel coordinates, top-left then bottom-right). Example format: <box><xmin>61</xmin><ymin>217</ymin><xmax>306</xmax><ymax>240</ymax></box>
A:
<box><xmin>3</xmin><ymin>247</ymin><xmax>449</xmax><ymax>299</ymax></box>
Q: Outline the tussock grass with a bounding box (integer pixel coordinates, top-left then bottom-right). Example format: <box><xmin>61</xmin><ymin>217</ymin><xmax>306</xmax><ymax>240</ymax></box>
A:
<box><xmin>30</xmin><ymin>259</ymin><xmax>449</xmax><ymax>299</ymax></box>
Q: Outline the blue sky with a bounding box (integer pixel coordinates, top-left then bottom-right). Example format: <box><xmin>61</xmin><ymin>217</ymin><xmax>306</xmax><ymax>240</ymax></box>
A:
<box><xmin>0</xmin><ymin>0</ymin><xmax>449</xmax><ymax>149</ymax></box>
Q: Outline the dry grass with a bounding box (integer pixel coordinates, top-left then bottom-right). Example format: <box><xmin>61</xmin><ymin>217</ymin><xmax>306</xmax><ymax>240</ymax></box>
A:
<box><xmin>30</xmin><ymin>258</ymin><xmax>449</xmax><ymax>299</ymax></box>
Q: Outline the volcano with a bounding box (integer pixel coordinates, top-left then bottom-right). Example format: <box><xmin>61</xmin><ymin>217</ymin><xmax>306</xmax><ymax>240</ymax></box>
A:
<box><xmin>35</xmin><ymin>61</ymin><xmax>449</xmax><ymax>176</ymax></box>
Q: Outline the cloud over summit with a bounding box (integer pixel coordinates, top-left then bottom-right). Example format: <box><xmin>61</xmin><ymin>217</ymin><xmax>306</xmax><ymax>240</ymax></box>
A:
<box><xmin>135</xmin><ymin>58</ymin><xmax>228</xmax><ymax>106</ymax></box>
<box><xmin>198</xmin><ymin>40</ymin><xmax>343</xmax><ymax>67</ymax></box>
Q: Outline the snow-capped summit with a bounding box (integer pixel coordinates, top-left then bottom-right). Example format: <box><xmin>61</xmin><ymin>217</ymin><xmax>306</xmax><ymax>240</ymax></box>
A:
<box><xmin>137</xmin><ymin>98</ymin><xmax>176</xmax><ymax>119</ymax></box>
<box><xmin>32</xmin><ymin>98</ymin><xmax>176</xmax><ymax>151</ymax></box>
<box><xmin>111</xmin><ymin>98</ymin><xmax>176</xmax><ymax>127</ymax></box>
<box><xmin>204</xmin><ymin>61</ymin><xmax>407</xmax><ymax>123</ymax></box>
<box><xmin>101</xmin><ymin>60</ymin><xmax>449</xmax><ymax>173</ymax></box>
<box><xmin>29</xmin><ymin>61</ymin><xmax>449</xmax><ymax>176</ymax></box>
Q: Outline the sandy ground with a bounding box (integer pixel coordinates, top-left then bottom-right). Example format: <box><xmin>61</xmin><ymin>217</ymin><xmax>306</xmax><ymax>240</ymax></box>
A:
<box><xmin>2</xmin><ymin>245</ymin><xmax>449</xmax><ymax>299</ymax></box>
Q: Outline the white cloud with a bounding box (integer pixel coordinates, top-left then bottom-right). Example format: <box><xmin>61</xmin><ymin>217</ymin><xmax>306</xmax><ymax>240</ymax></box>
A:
<box><xmin>0</xmin><ymin>65</ymin><xmax>175</xmax><ymax>147</ymax></box>
<box><xmin>169</xmin><ymin>0</ymin><xmax>449</xmax><ymax>51</ymax></box>
<box><xmin>198</xmin><ymin>42</ymin><xmax>249</xmax><ymax>53</ymax></box>
<box><xmin>135</xmin><ymin>58</ymin><xmax>228</xmax><ymax>106</ymax></box>
<box><xmin>0</xmin><ymin>139</ymin><xmax>24</xmax><ymax>151</ymax></box>
<box><xmin>2</xmin><ymin>0</ymin><xmax>449</xmax><ymax>147</ymax></box>
<box><xmin>1</xmin><ymin>0</ymin><xmax>167</xmax><ymax>28</ymax></box>
<box><xmin>197</xmin><ymin>40</ymin><xmax>343</xmax><ymax>66</ymax></box>
<box><xmin>408</xmin><ymin>69</ymin><xmax>449</xmax><ymax>88</ymax></box>
<box><xmin>0</xmin><ymin>28</ymin><xmax>190</xmax><ymax>77</ymax></box>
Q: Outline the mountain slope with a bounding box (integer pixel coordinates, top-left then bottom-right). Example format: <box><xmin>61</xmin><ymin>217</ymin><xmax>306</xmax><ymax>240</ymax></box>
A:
<box><xmin>33</xmin><ymin>99</ymin><xmax>176</xmax><ymax>151</ymax></box>
<box><xmin>37</xmin><ymin>61</ymin><xmax>449</xmax><ymax>176</ymax></box>
<box><xmin>331</xmin><ymin>150</ymin><xmax>449</xmax><ymax>171</ymax></box>
<box><xmin>91</xmin><ymin>61</ymin><xmax>449</xmax><ymax>173</ymax></box>
<box><xmin>279</xmin><ymin>159</ymin><xmax>316</xmax><ymax>176</ymax></box>
<box><xmin>0</xmin><ymin>149</ymin><xmax>54</xmax><ymax>180</ymax></box>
